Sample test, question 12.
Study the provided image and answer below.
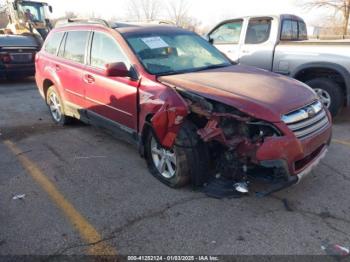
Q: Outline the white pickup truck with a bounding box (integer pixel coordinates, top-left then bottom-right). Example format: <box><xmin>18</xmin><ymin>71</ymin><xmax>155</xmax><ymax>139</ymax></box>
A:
<box><xmin>207</xmin><ymin>14</ymin><xmax>350</xmax><ymax>117</ymax></box>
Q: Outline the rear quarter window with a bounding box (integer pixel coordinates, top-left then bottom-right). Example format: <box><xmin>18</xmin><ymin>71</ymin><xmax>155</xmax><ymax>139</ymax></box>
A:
<box><xmin>281</xmin><ymin>20</ymin><xmax>298</xmax><ymax>40</ymax></box>
<box><xmin>281</xmin><ymin>19</ymin><xmax>307</xmax><ymax>41</ymax></box>
<box><xmin>44</xmin><ymin>31</ymin><xmax>64</xmax><ymax>55</ymax></box>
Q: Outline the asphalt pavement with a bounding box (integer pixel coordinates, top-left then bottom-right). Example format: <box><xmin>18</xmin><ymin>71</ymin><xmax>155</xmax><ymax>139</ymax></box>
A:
<box><xmin>0</xmin><ymin>78</ymin><xmax>350</xmax><ymax>256</ymax></box>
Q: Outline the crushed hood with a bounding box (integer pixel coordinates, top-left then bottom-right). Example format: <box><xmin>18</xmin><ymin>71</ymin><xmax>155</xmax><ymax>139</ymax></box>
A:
<box><xmin>159</xmin><ymin>65</ymin><xmax>318</xmax><ymax>122</ymax></box>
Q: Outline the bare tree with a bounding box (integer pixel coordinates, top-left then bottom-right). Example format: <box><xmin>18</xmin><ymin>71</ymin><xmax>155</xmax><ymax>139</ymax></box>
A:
<box><xmin>167</xmin><ymin>0</ymin><xmax>189</xmax><ymax>26</ymax></box>
<box><xmin>303</xmin><ymin>0</ymin><xmax>350</xmax><ymax>35</ymax></box>
<box><xmin>166</xmin><ymin>0</ymin><xmax>201</xmax><ymax>32</ymax></box>
<box><xmin>127</xmin><ymin>0</ymin><xmax>162</xmax><ymax>21</ymax></box>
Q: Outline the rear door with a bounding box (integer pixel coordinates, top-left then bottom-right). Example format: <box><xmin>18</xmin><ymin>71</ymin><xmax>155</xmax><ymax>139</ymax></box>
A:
<box><xmin>208</xmin><ymin>19</ymin><xmax>244</xmax><ymax>62</ymax></box>
<box><xmin>55</xmin><ymin>30</ymin><xmax>90</xmax><ymax>108</ymax></box>
<box><xmin>238</xmin><ymin>18</ymin><xmax>275</xmax><ymax>70</ymax></box>
<box><xmin>84</xmin><ymin>31</ymin><xmax>138</xmax><ymax>131</ymax></box>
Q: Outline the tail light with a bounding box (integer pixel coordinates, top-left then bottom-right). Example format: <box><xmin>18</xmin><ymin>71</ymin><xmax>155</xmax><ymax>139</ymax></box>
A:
<box><xmin>0</xmin><ymin>53</ymin><xmax>11</xmax><ymax>63</ymax></box>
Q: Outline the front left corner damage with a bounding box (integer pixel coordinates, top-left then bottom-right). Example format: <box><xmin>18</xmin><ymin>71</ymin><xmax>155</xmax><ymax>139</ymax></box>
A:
<box><xmin>150</xmin><ymin>102</ymin><xmax>188</xmax><ymax>149</ymax></box>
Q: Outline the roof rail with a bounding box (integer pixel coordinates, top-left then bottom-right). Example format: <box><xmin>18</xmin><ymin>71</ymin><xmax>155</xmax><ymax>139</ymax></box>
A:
<box><xmin>55</xmin><ymin>18</ymin><xmax>111</xmax><ymax>28</ymax></box>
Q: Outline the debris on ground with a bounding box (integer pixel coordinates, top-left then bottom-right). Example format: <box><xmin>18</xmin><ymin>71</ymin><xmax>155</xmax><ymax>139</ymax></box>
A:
<box><xmin>203</xmin><ymin>177</ymin><xmax>248</xmax><ymax>199</ymax></box>
<box><xmin>321</xmin><ymin>243</ymin><xmax>350</xmax><ymax>257</ymax></box>
<box><xmin>12</xmin><ymin>194</ymin><xmax>26</xmax><ymax>200</ymax></box>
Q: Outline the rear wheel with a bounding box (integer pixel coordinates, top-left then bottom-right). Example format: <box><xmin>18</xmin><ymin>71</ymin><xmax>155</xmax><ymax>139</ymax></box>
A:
<box><xmin>305</xmin><ymin>78</ymin><xmax>344</xmax><ymax>117</ymax></box>
<box><xmin>46</xmin><ymin>85</ymin><xmax>72</xmax><ymax>125</ymax></box>
<box><xmin>145</xmin><ymin>121</ymin><xmax>209</xmax><ymax>188</ymax></box>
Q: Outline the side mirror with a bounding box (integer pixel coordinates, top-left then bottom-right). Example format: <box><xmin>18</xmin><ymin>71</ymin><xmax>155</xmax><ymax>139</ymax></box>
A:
<box><xmin>49</xmin><ymin>5</ymin><xmax>53</xmax><ymax>13</ymax></box>
<box><xmin>105</xmin><ymin>62</ymin><xmax>130</xmax><ymax>77</ymax></box>
<box><xmin>203</xmin><ymin>35</ymin><xmax>213</xmax><ymax>44</ymax></box>
<box><xmin>13</xmin><ymin>3</ymin><xmax>17</xmax><ymax>10</ymax></box>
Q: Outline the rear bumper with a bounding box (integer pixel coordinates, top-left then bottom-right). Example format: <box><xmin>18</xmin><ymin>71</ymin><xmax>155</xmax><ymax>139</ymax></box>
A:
<box><xmin>0</xmin><ymin>64</ymin><xmax>35</xmax><ymax>77</ymax></box>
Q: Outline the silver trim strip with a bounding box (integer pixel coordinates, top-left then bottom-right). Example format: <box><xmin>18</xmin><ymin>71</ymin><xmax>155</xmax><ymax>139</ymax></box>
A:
<box><xmin>294</xmin><ymin>117</ymin><xmax>329</xmax><ymax>138</ymax></box>
<box><xmin>65</xmin><ymin>89</ymin><xmax>84</xmax><ymax>98</ymax></box>
<box><xmin>288</xmin><ymin>110</ymin><xmax>327</xmax><ymax>131</ymax></box>
<box><xmin>282</xmin><ymin>101</ymin><xmax>323</xmax><ymax>124</ymax></box>
<box><xmin>297</xmin><ymin>147</ymin><xmax>328</xmax><ymax>183</ymax></box>
<box><xmin>85</xmin><ymin>96</ymin><xmax>133</xmax><ymax>117</ymax></box>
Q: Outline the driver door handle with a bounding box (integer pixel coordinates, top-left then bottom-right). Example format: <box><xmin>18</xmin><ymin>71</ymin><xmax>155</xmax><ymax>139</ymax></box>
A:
<box><xmin>84</xmin><ymin>74</ymin><xmax>95</xmax><ymax>84</ymax></box>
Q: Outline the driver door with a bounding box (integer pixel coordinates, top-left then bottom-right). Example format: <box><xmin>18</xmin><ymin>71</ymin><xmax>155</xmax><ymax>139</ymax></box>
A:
<box><xmin>208</xmin><ymin>19</ymin><xmax>244</xmax><ymax>62</ymax></box>
<box><xmin>84</xmin><ymin>31</ymin><xmax>138</xmax><ymax>130</ymax></box>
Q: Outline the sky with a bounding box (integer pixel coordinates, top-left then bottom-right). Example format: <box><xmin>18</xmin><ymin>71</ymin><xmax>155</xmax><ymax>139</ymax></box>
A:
<box><xmin>0</xmin><ymin>0</ymin><xmax>328</xmax><ymax>29</ymax></box>
<box><xmin>42</xmin><ymin>0</ymin><xmax>326</xmax><ymax>27</ymax></box>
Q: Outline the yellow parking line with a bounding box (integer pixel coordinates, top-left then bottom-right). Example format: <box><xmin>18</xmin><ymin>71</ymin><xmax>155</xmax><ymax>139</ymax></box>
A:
<box><xmin>333</xmin><ymin>139</ymin><xmax>350</xmax><ymax>148</ymax></box>
<box><xmin>4</xmin><ymin>140</ymin><xmax>116</xmax><ymax>256</ymax></box>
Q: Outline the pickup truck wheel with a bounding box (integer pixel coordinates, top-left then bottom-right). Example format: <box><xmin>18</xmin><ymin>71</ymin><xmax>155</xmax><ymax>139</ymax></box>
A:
<box><xmin>46</xmin><ymin>85</ymin><xmax>72</xmax><ymax>125</ymax></box>
<box><xmin>305</xmin><ymin>78</ymin><xmax>344</xmax><ymax>117</ymax></box>
<box><xmin>145</xmin><ymin>121</ymin><xmax>209</xmax><ymax>188</ymax></box>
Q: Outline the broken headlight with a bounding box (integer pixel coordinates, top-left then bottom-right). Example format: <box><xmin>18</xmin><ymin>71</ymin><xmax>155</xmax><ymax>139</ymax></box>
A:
<box><xmin>247</xmin><ymin>121</ymin><xmax>282</xmax><ymax>140</ymax></box>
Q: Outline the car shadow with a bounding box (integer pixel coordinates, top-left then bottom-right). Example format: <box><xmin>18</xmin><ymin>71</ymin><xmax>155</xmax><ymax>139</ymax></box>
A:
<box><xmin>0</xmin><ymin>76</ymin><xmax>36</xmax><ymax>85</ymax></box>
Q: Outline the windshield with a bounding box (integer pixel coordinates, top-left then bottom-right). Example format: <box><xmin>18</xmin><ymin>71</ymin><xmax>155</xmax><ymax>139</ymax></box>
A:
<box><xmin>18</xmin><ymin>2</ymin><xmax>47</xmax><ymax>23</ymax></box>
<box><xmin>125</xmin><ymin>32</ymin><xmax>231</xmax><ymax>76</ymax></box>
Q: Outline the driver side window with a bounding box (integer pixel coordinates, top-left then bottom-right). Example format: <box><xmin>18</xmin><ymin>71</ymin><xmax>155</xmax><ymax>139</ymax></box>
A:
<box><xmin>209</xmin><ymin>20</ymin><xmax>243</xmax><ymax>44</ymax></box>
<box><xmin>90</xmin><ymin>32</ymin><xmax>129</xmax><ymax>69</ymax></box>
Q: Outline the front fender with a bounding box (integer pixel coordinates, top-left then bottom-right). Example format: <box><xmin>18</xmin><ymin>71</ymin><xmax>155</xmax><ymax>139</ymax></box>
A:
<box><xmin>151</xmin><ymin>101</ymin><xmax>188</xmax><ymax>149</ymax></box>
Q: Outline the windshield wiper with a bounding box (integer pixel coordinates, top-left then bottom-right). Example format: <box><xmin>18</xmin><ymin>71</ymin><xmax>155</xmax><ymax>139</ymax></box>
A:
<box><xmin>156</xmin><ymin>63</ymin><xmax>231</xmax><ymax>76</ymax></box>
<box><xmin>193</xmin><ymin>63</ymin><xmax>231</xmax><ymax>72</ymax></box>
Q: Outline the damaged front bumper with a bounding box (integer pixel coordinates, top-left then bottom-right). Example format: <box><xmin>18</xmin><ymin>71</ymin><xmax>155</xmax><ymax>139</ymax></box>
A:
<box><xmin>256</xmin><ymin>145</ymin><xmax>329</xmax><ymax>197</ymax></box>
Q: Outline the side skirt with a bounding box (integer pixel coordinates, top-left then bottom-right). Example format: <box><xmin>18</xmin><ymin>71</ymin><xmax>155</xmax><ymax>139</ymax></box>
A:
<box><xmin>64</xmin><ymin>101</ymin><xmax>141</xmax><ymax>148</ymax></box>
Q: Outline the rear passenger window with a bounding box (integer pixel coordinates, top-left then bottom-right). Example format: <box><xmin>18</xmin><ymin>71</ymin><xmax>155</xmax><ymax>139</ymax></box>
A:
<box><xmin>90</xmin><ymin>32</ymin><xmax>128</xmax><ymax>69</ymax></box>
<box><xmin>62</xmin><ymin>31</ymin><xmax>89</xmax><ymax>63</ymax></box>
<box><xmin>245</xmin><ymin>19</ymin><xmax>271</xmax><ymax>44</ymax></box>
<box><xmin>281</xmin><ymin>19</ymin><xmax>298</xmax><ymax>40</ymax></box>
<box><xmin>44</xmin><ymin>32</ymin><xmax>64</xmax><ymax>55</ymax></box>
<box><xmin>298</xmin><ymin>21</ymin><xmax>308</xmax><ymax>40</ymax></box>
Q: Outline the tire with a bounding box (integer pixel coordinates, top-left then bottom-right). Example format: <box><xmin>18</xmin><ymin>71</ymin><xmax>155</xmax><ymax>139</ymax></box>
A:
<box><xmin>145</xmin><ymin>121</ymin><xmax>209</xmax><ymax>188</ymax></box>
<box><xmin>46</xmin><ymin>85</ymin><xmax>72</xmax><ymax>125</ymax></box>
<box><xmin>305</xmin><ymin>78</ymin><xmax>344</xmax><ymax>117</ymax></box>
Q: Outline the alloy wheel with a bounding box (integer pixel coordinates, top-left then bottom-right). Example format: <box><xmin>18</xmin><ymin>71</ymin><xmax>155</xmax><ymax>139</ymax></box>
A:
<box><xmin>48</xmin><ymin>92</ymin><xmax>62</xmax><ymax>122</ymax></box>
<box><xmin>314</xmin><ymin>88</ymin><xmax>331</xmax><ymax>109</ymax></box>
<box><xmin>150</xmin><ymin>137</ymin><xmax>177</xmax><ymax>179</ymax></box>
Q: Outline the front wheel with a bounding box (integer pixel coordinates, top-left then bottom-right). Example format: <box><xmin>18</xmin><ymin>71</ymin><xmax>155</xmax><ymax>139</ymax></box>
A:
<box><xmin>145</xmin><ymin>121</ymin><xmax>209</xmax><ymax>188</ymax></box>
<box><xmin>305</xmin><ymin>78</ymin><xmax>344</xmax><ymax>117</ymax></box>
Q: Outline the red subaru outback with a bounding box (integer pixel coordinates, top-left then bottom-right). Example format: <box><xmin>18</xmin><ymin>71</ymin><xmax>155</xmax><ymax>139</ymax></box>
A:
<box><xmin>35</xmin><ymin>20</ymin><xmax>332</xmax><ymax>195</ymax></box>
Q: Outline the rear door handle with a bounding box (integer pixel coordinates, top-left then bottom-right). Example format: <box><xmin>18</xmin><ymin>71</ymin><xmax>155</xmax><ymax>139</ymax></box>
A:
<box><xmin>55</xmin><ymin>64</ymin><xmax>61</xmax><ymax>71</ymax></box>
<box><xmin>84</xmin><ymin>74</ymin><xmax>95</xmax><ymax>84</ymax></box>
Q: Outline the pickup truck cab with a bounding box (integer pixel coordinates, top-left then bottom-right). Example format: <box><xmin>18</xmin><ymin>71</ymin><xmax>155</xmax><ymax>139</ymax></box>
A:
<box><xmin>208</xmin><ymin>14</ymin><xmax>350</xmax><ymax>117</ymax></box>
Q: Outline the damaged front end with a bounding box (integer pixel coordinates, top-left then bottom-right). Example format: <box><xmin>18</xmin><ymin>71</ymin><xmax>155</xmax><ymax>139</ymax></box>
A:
<box><xmin>175</xmin><ymin>89</ymin><xmax>296</xmax><ymax>198</ymax></box>
<box><xmin>148</xmin><ymin>86</ymin><xmax>300</xmax><ymax>198</ymax></box>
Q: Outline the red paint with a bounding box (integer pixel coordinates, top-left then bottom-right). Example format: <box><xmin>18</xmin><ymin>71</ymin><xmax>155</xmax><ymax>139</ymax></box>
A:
<box><xmin>36</xmin><ymin>24</ymin><xmax>332</xmax><ymax>178</ymax></box>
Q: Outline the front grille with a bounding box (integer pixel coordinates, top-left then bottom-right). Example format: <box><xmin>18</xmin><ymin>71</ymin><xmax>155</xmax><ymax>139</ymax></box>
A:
<box><xmin>282</xmin><ymin>101</ymin><xmax>329</xmax><ymax>139</ymax></box>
